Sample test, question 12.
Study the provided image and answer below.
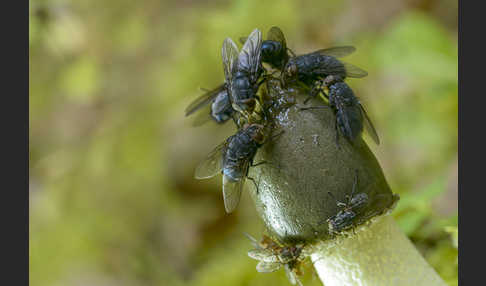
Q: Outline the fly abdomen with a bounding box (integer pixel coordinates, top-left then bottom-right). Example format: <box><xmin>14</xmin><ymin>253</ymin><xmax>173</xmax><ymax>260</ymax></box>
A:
<box><xmin>329</xmin><ymin>210</ymin><xmax>356</xmax><ymax>233</ymax></box>
<box><xmin>328</xmin><ymin>82</ymin><xmax>357</xmax><ymax>103</ymax></box>
<box><xmin>210</xmin><ymin>90</ymin><xmax>234</xmax><ymax>123</ymax></box>
<box><xmin>336</xmin><ymin>106</ymin><xmax>363</xmax><ymax>141</ymax></box>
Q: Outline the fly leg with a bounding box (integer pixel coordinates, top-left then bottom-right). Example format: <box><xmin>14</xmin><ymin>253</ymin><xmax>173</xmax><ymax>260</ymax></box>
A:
<box><xmin>298</xmin><ymin>105</ymin><xmax>330</xmax><ymax>111</ymax></box>
<box><xmin>257</xmin><ymin>71</ymin><xmax>278</xmax><ymax>87</ymax></box>
<box><xmin>247</xmin><ymin>176</ymin><xmax>260</xmax><ymax>194</ymax></box>
<box><xmin>303</xmin><ymin>80</ymin><xmax>324</xmax><ymax>104</ymax></box>
<box><xmin>233</xmin><ymin>99</ymin><xmax>260</xmax><ymax>122</ymax></box>
<box><xmin>263</xmin><ymin>130</ymin><xmax>285</xmax><ymax>145</ymax></box>
<box><xmin>287</xmin><ymin>48</ymin><xmax>296</xmax><ymax>57</ymax></box>
<box><xmin>251</xmin><ymin>160</ymin><xmax>268</xmax><ymax>167</ymax></box>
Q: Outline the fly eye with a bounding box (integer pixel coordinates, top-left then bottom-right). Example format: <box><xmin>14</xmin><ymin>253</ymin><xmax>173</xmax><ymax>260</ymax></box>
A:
<box><xmin>286</xmin><ymin>64</ymin><xmax>296</xmax><ymax>77</ymax></box>
<box><xmin>252</xmin><ymin>130</ymin><xmax>265</xmax><ymax>143</ymax></box>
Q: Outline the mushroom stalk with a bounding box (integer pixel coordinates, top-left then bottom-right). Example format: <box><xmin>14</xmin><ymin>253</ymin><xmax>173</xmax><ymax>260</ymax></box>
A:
<box><xmin>310</xmin><ymin>215</ymin><xmax>447</xmax><ymax>286</ymax></box>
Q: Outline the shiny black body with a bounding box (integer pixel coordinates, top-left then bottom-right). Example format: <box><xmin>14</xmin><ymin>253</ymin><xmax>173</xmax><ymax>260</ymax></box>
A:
<box><xmin>328</xmin><ymin>81</ymin><xmax>364</xmax><ymax>143</ymax></box>
<box><xmin>230</xmin><ymin>69</ymin><xmax>264</xmax><ymax>112</ymax></box>
<box><xmin>327</xmin><ymin>171</ymin><xmax>369</xmax><ymax>235</ymax></box>
<box><xmin>286</xmin><ymin>52</ymin><xmax>347</xmax><ymax>86</ymax></box>
<box><xmin>261</xmin><ymin>40</ymin><xmax>289</xmax><ymax>70</ymax></box>
<box><xmin>326</xmin><ymin>81</ymin><xmax>380</xmax><ymax>145</ymax></box>
<box><xmin>223</xmin><ymin>29</ymin><xmax>264</xmax><ymax>114</ymax></box>
<box><xmin>194</xmin><ymin>123</ymin><xmax>265</xmax><ymax>213</ymax></box>
<box><xmin>241</xmin><ymin>26</ymin><xmax>291</xmax><ymax>71</ymax></box>
<box><xmin>184</xmin><ymin>83</ymin><xmax>236</xmax><ymax>126</ymax></box>
<box><xmin>282</xmin><ymin>46</ymin><xmax>368</xmax><ymax>96</ymax></box>
<box><xmin>222</xmin><ymin>124</ymin><xmax>263</xmax><ymax>181</ymax></box>
<box><xmin>300</xmin><ymin>78</ymin><xmax>380</xmax><ymax>145</ymax></box>
<box><xmin>210</xmin><ymin>88</ymin><xmax>234</xmax><ymax>122</ymax></box>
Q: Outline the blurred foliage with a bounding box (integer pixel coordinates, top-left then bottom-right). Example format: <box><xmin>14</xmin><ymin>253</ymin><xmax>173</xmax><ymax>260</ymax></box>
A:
<box><xmin>29</xmin><ymin>0</ymin><xmax>457</xmax><ymax>285</ymax></box>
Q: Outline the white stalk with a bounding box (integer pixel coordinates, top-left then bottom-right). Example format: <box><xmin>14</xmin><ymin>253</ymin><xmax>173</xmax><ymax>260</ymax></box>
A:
<box><xmin>310</xmin><ymin>215</ymin><xmax>447</xmax><ymax>286</ymax></box>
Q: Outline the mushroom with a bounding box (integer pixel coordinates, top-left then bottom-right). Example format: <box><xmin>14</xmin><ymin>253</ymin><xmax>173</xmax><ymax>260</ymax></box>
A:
<box><xmin>246</xmin><ymin>79</ymin><xmax>447</xmax><ymax>286</ymax></box>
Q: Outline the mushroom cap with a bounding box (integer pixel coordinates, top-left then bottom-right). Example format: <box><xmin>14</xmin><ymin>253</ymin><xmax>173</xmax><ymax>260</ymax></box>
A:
<box><xmin>248</xmin><ymin>81</ymin><xmax>399</xmax><ymax>244</ymax></box>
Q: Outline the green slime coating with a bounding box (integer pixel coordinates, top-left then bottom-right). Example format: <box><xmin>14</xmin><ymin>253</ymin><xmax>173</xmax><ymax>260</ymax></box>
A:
<box><xmin>248</xmin><ymin>81</ymin><xmax>399</xmax><ymax>244</ymax></box>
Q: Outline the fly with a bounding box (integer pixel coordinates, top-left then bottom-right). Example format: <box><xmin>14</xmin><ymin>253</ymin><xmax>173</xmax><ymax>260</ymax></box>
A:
<box><xmin>184</xmin><ymin>83</ymin><xmax>237</xmax><ymax>126</ymax></box>
<box><xmin>282</xmin><ymin>46</ymin><xmax>368</xmax><ymax>103</ymax></box>
<box><xmin>245</xmin><ymin>233</ymin><xmax>304</xmax><ymax>286</ymax></box>
<box><xmin>194</xmin><ymin>124</ymin><xmax>269</xmax><ymax>213</ymax></box>
<box><xmin>327</xmin><ymin>170</ymin><xmax>369</xmax><ymax>235</ymax></box>
<box><xmin>240</xmin><ymin>26</ymin><xmax>294</xmax><ymax>71</ymax></box>
<box><xmin>300</xmin><ymin>78</ymin><xmax>380</xmax><ymax>146</ymax></box>
<box><xmin>222</xmin><ymin>29</ymin><xmax>265</xmax><ymax>117</ymax></box>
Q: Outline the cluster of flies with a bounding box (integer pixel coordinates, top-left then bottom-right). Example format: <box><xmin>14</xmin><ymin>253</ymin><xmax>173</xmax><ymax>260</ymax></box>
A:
<box><xmin>185</xmin><ymin>27</ymin><xmax>379</xmax><ymax>284</ymax></box>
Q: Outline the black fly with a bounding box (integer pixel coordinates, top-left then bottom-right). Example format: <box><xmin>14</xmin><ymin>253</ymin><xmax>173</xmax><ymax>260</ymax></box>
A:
<box><xmin>240</xmin><ymin>26</ymin><xmax>294</xmax><ymax>71</ymax></box>
<box><xmin>184</xmin><ymin>83</ymin><xmax>237</xmax><ymax>126</ymax></box>
<box><xmin>186</xmin><ymin>27</ymin><xmax>290</xmax><ymax>126</ymax></box>
<box><xmin>222</xmin><ymin>29</ymin><xmax>265</xmax><ymax>117</ymax></box>
<box><xmin>282</xmin><ymin>46</ymin><xmax>368</xmax><ymax>103</ymax></box>
<box><xmin>194</xmin><ymin>123</ymin><xmax>268</xmax><ymax>213</ymax></box>
<box><xmin>300</xmin><ymin>78</ymin><xmax>380</xmax><ymax>146</ymax></box>
<box><xmin>327</xmin><ymin>170</ymin><xmax>369</xmax><ymax>235</ymax></box>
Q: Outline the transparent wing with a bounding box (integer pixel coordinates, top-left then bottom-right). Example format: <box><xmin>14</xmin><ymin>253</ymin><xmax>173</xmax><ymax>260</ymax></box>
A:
<box><xmin>222</xmin><ymin>172</ymin><xmax>246</xmax><ymax>213</ymax></box>
<box><xmin>342</xmin><ymin>61</ymin><xmax>368</xmax><ymax>78</ymax></box>
<box><xmin>339</xmin><ymin>109</ymin><xmax>354</xmax><ymax>139</ymax></box>
<box><xmin>267</xmin><ymin>26</ymin><xmax>287</xmax><ymax>50</ymax></box>
<box><xmin>359</xmin><ymin>104</ymin><xmax>380</xmax><ymax>145</ymax></box>
<box><xmin>315</xmin><ymin>46</ymin><xmax>356</xmax><ymax>58</ymax></box>
<box><xmin>222</xmin><ymin>38</ymin><xmax>239</xmax><ymax>84</ymax></box>
<box><xmin>244</xmin><ymin>232</ymin><xmax>260</xmax><ymax>249</ymax></box>
<box><xmin>248</xmin><ymin>249</ymin><xmax>279</xmax><ymax>262</ymax></box>
<box><xmin>239</xmin><ymin>28</ymin><xmax>262</xmax><ymax>76</ymax></box>
<box><xmin>185</xmin><ymin>84</ymin><xmax>226</xmax><ymax>116</ymax></box>
<box><xmin>194</xmin><ymin>141</ymin><xmax>226</xmax><ymax>179</ymax></box>
<box><xmin>256</xmin><ymin>261</ymin><xmax>282</xmax><ymax>273</ymax></box>
<box><xmin>190</xmin><ymin>104</ymin><xmax>214</xmax><ymax>127</ymax></box>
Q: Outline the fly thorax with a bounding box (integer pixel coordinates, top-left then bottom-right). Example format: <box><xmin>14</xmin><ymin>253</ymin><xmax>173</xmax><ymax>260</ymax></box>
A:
<box><xmin>233</xmin><ymin>74</ymin><xmax>251</xmax><ymax>89</ymax></box>
<box><xmin>262</xmin><ymin>41</ymin><xmax>283</xmax><ymax>64</ymax></box>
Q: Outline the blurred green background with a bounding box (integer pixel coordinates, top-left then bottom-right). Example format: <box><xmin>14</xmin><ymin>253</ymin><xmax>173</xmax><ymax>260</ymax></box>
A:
<box><xmin>29</xmin><ymin>0</ymin><xmax>457</xmax><ymax>285</ymax></box>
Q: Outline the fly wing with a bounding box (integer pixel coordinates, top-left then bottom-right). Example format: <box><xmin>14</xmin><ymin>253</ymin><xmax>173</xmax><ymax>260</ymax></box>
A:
<box><xmin>194</xmin><ymin>141</ymin><xmax>227</xmax><ymax>179</ymax></box>
<box><xmin>315</xmin><ymin>46</ymin><xmax>356</xmax><ymax>58</ymax></box>
<box><xmin>222</xmin><ymin>38</ymin><xmax>239</xmax><ymax>85</ymax></box>
<box><xmin>359</xmin><ymin>104</ymin><xmax>380</xmax><ymax>145</ymax></box>
<box><xmin>342</xmin><ymin>61</ymin><xmax>368</xmax><ymax>78</ymax></box>
<box><xmin>222</xmin><ymin>172</ymin><xmax>246</xmax><ymax>213</ymax></box>
<box><xmin>185</xmin><ymin>84</ymin><xmax>226</xmax><ymax>116</ymax></box>
<box><xmin>244</xmin><ymin>232</ymin><xmax>261</xmax><ymax>249</ymax></box>
<box><xmin>239</xmin><ymin>28</ymin><xmax>262</xmax><ymax>77</ymax></box>
<box><xmin>248</xmin><ymin>249</ymin><xmax>279</xmax><ymax>262</ymax></box>
<box><xmin>256</xmin><ymin>261</ymin><xmax>282</xmax><ymax>273</ymax></box>
<box><xmin>267</xmin><ymin>26</ymin><xmax>287</xmax><ymax>51</ymax></box>
<box><xmin>339</xmin><ymin>108</ymin><xmax>355</xmax><ymax>141</ymax></box>
<box><xmin>191</xmin><ymin>104</ymin><xmax>213</xmax><ymax>127</ymax></box>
